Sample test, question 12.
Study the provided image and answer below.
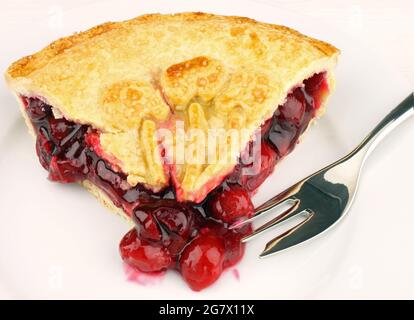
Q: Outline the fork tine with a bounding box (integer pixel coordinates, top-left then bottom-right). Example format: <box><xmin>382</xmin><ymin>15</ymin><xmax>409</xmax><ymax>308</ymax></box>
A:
<box><xmin>230</xmin><ymin>183</ymin><xmax>302</xmax><ymax>230</ymax></box>
<box><xmin>253</xmin><ymin>186</ymin><xmax>300</xmax><ymax>217</ymax></box>
<box><xmin>259</xmin><ymin>209</ymin><xmax>315</xmax><ymax>258</ymax></box>
<box><xmin>230</xmin><ymin>196</ymin><xmax>296</xmax><ymax>230</ymax></box>
<box><xmin>241</xmin><ymin>199</ymin><xmax>300</xmax><ymax>242</ymax></box>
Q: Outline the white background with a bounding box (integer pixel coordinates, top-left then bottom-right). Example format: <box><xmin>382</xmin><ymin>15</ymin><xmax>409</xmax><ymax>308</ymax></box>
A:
<box><xmin>0</xmin><ymin>0</ymin><xmax>413</xmax><ymax>299</ymax></box>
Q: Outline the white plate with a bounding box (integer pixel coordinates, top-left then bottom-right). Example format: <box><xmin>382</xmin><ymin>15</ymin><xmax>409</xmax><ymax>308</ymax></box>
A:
<box><xmin>0</xmin><ymin>0</ymin><xmax>413</xmax><ymax>299</ymax></box>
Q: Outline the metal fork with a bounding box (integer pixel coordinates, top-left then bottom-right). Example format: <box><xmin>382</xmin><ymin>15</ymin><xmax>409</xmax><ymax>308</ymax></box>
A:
<box><xmin>233</xmin><ymin>93</ymin><xmax>414</xmax><ymax>258</ymax></box>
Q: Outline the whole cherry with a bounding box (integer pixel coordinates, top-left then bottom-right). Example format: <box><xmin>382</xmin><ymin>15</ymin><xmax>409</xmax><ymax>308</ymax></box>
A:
<box><xmin>119</xmin><ymin>228</ymin><xmax>172</xmax><ymax>273</ymax></box>
<box><xmin>209</xmin><ymin>185</ymin><xmax>254</xmax><ymax>224</ymax></box>
<box><xmin>179</xmin><ymin>231</ymin><xmax>225</xmax><ymax>291</ymax></box>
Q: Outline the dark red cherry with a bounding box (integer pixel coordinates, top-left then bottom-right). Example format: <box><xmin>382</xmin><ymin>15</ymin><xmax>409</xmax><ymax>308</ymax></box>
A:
<box><xmin>245</xmin><ymin>142</ymin><xmax>278</xmax><ymax>192</ymax></box>
<box><xmin>223</xmin><ymin>230</ymin><xmax>246</xmax><ymax>268</ymax></box>
<box><xmin>132</xmin><ymin>200</ymin><xmax>200</xmax><ymax>256</ymax></box>
<box><xmin>267</xmin><ymin>120</ymin><xmax>297</xmax><ymax>157</ymax></box>
<box><xmin>154</xmin><ymin>205</ymin><xmax>195</xmax><ymax>238</ymax></box>
<box><xmin>120</xmin><ymin>229</ymin><xmax>172</xmax><ymax>272</ymax></box>
<box><xmin>209</xmin><ymin>185</ymin><xmax>254</xmax><ymax>224</ymax></box>
<box><xmin>95</xmin><ymin>160</ymin><xmax>123</xmax><ymax>188</ymax></box>
<box><xmin>304</xmin><ymin>72</ymin><xmax>325</xmax><ymax>94</ymax></box>
<box><xmin>48</xmin><ymin>118</ymin><xmax>77</xmax><ymax>143</ymax></box>
<box><xmin>179</xmin><ymin>232</ymin><xmax>225</xmax><ymax>291</ymax></box>
<box><xmin>260</xmin><ymin>118</ymin><xmax>273</xmax><ymax>137</ymax></box>
<box><xmin>305</xmin><ymin>73</ymin><xmax>328</xmax><ymax>109</ymax></box>
<box><xmin>133</xmin><ymin>207</ymin><xmax>162</xmax><ymax>241</ymax></box>
<box><xmin>279</xmin><ymin>92</ymin><xmax>305</xmax><ymax>125</ymax></box>
<box><xmin>25</xmin><ymin>97</ymin><xmax>51</xmax><ymax>121</ymax></box>
<box><xmin>48</xmin><ymin>155</ymin><xmax>87</xmax><ymax>183</ymax></box>
<box><xmin>35</xmin><ymin>127</ymin><xmax>54</xmax><ymax>170</ymax></box>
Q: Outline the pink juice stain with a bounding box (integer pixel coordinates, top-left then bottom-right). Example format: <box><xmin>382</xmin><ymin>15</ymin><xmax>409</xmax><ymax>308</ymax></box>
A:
<box><xmin>232</xmin><ymin>268</ymin><xmax>240</xmax><ymax>281</ymax></box>
<box><xmin>123</xmin><ymin>263</ymin><xmax>166</xmax><ymax>286</ymax></box>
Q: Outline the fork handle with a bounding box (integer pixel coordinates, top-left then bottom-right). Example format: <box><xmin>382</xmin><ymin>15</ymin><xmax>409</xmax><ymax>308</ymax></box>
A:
<box><xmin>350</xmin><ymin>93</ymin><xmax>414</xmax><ymax>160</ymax></box>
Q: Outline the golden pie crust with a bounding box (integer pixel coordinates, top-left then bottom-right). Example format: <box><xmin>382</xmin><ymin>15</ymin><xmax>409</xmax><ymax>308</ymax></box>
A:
<box><xmin>5</xmin><ymin>12</ymin><xmax>339</xmax><ymax>202</ymax></box>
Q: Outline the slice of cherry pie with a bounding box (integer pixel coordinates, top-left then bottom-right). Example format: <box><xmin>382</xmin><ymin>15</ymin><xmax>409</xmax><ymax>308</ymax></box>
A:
<box><xmin>5</xmin><ymin>13</ymin><xmax>339</xmax><ymax>291</ymax></box>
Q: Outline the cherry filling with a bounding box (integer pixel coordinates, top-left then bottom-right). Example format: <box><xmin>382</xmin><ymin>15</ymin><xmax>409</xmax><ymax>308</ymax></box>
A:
<box><xmin>22</xmin><ymin>72</ymin><xmax>328</xmax><ymax>291</ymax></box>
